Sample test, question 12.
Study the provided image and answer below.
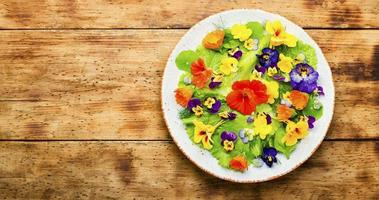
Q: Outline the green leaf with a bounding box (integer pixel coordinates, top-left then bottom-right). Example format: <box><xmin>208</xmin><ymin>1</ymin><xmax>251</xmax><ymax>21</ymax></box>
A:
<box><xmin>246</xmin><ymin>21</ymin><xmax>264</xmax><ymax>39</ymax></box>
<box><xmin>195</xmin><ymin>46</ymin><xmax>218</xmax><ymax>68</ymax></box>
<box><xmin>256</xmin><ymin>104</ymin><xmax>272</xmax><ymax>113</ymax></box>
<box><xmin>250</xmin><ymin>138</ymin><xmax>262</xmax><ymax>158</ymax></box>
<box><xmin>276</xmin><ymin>40</ymin><xmax>318</xmax><ymax>68</ymax></box>
<box><xmin>179</xmin><ymin>109</ymin><xmax>192</xmax><ymax>119</ymax></box>
<box><xmin>237</xmin><ymin>34</ymin><xmax>270</xmax><ymax>80</ymax></box>
<box><xmin>222</xmin><ymin>39</ymin><xmax>241</xmax><ymax>49</ymax></box>
<box><xmin>175</xmin><ymin>50</ymin><xmax>199</xmax><ymax>71</ymax></box>
<box><xmin>302</xmin><ymin>95</ymin><xmax>324</xmax><ymax>119</ymax></box>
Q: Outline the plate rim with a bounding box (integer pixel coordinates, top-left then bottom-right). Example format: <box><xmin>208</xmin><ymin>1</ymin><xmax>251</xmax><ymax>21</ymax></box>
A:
<box><xmin>161</xmin><ymin>8</ymin><xmax>335</xmax><ymax>183</ymax></box>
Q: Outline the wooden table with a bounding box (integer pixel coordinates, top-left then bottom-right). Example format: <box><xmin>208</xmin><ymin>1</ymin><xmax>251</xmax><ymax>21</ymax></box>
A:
<box><xmin>0</xmin><ymin>1</ymin><xmax>378</xmax><ymax>199</ymax></box>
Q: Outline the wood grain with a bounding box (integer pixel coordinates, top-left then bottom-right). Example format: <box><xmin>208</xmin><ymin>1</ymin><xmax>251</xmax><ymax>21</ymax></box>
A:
<box><xmin>0</xmin><ymin>0</ymin><xmax>378</xmax><ymax>29</ymax></box>
<box><xmin>0</xmin><ymin>141</ymin><xmax>377</xmax><ymax>199</ymax></box>
<box><xmin>0</xmin><ymin>29</ymin><xmax>378</xmax><ymax>140</ymax></box>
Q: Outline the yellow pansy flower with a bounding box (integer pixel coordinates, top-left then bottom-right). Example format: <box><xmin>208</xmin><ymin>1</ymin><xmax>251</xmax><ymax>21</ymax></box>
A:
<box><xmin>266</xmin><ymin>20</ymin><xmax>297</xmax><ymax>47</ymax></box>
<box><xmin>282</xmin><ymin>117</ymin><xmax>309</xmax><ymax>146</ymax></box>
<box><xmin>220</xmin><ymin>57</ymin><xmax>238</xmax><ymax>75</ymax></box>
<box><xmin>262</xmin><ymin>80</ymin><xmax>279</xmax><ymax>104</ymax></box>
<box><xmin>253</xmin><ymin>113</ymin><xmax>273</xmax><ymax>139</ymax></box>
<box><xmin>204</xmin><ymin>97</ymin><xmax>216</xmax><ymax>109</ymax></box>
<box><xmin>267</xmin><ymin>67</ymin><xmax>278</xmax><ymax>76</ymax></box>
<box><xmin>277</xmin><ymin>54</ymin><xmax>293</xmax><ymax>73</ymax></box>
<box><xmin>193</xmin><ymin>120</ymin><xmax>216</xmax><ymax>150</ymax></box>
<box><xmin>244</xmin><ymin>38</ymin><xmax>259</xmax><ymax>50</ymax></box>
<box><xmin>192</xmin><ymin>105</ymin><xmax>203</xmax><ymax>117</ymax></box>
<box><xmin>250</xmin><ymin>70</ymin><xmax>262</xmax><ymax>80</ymax></box>
<box><xmin>231</xmin><ymin>24</ymin><xmax>252</xmax><ymax>42</ymax></box>
<box><xmin>293</xmin><ymin>53</ymin><xmax>306</xmax><ymax>65</ymax></box>
<box><xmin>218</xmin><ymin>111</ymin><xmax>229</xmax><ymax>119</ymax></box>
<box><xmin>223</xmin><ymin>140</ymin><xmax>234</xmax><ymax>151</ymax></box>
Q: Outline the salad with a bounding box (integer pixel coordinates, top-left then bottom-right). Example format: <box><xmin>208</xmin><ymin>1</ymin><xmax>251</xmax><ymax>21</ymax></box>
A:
<box><xmin>174</xmin><ymin>20</ymin><xmax>324</xmax><ymax>171</ymax></box>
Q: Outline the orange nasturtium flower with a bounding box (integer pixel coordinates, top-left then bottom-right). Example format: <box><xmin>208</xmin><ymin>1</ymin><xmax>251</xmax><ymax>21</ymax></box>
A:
<box><xmin>226</xmin><ymin>80</ymin><xmax>269</xmax><ymax>115</ymax></box>
<box><xmin>175</xmin><ymin>87</ymin><xmax>193</xmax><ymax>107</ymax></box>
<box><xmin>276</xmin><ymin>104</ymin><xmax>294</xmax><ymax>121</ymax></box>
<box><xmin>202</xmin><ymin>30</ymin><xmax>225</xmax><ymax>50</ymax></box>
<box><xmin>191</xmin><ymin>58</ymin><xmax>212</xmax><ymax>88</ymax></box>
<box><xmin>230</xmin><ymin>155</ymin><xmax>248</xmax><ymax>171</ymax></box>
<box><xmin>289</xmin><ymin>90</ymin><xmax>309</xmax><ymax>110</ymax></box>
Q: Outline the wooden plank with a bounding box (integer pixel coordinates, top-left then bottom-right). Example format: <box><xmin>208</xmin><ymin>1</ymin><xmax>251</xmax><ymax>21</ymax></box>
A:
<box><xmin>0</xmin><ymin>0</ymin><xmax>378</xmax><ymax>29</ymax></box>
<box><xmin>0</xmin><ymin>141</ymin><xmax>377</xmax><ymax>199</ymax></box>
<box><xmin>0</xmin><ymin>30</ymin><xmax>378</xmax><ymax>140</ymax></box>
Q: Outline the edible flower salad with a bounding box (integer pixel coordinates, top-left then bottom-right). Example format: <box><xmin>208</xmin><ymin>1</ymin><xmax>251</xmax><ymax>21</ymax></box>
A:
<box><xmin>174</xmin><ymin>20</ymin><xmax>324</xmax><ymax>171</ymax></box>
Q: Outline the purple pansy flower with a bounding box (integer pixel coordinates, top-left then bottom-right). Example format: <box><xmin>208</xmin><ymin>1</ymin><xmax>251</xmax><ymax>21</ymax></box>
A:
<box><xmin>307</xmin><ymin>115</ymin><xmax>316</xmax><ymax>129</ymax></box>
<box><xmin>316</xmin><ymin>86</ymin><xmax>324</xmax><ymax>96</ymax></box>
<box><xmin>228</xmin><ymin>48</ymin><xmax>243</xmax><ymax>60</ymax></box>
<box><xmin>187</xmin><ymin>98</ymin><xmax>201</xmax><ymax>111</ymax></box>
<box><xmin>221</xmin><ymin>131</ymin><xmax>237</xmax><ymax>144</ymax></box>
<box><xmin>232</xmin><ymin>50</ymin><xmax>243</xmax><ymax>60</ymax></box>
<box><xmin>261</xmin><ymin>147</ymin><xmax>278</xmax><ymax>167</ymax></box>
<box><xmin>266</xmin><ymin>113</ymin><xmax>272</xmax><ymax>124</ymax></box>
<box><xmin>257</xmin><ymin>48</ymin><xmax>279</xmax><ymax>68</ymax></box>
<box><xmin>255</xmin><ymin>64</ymin><xmax>267</xmax><ymax>74</ymax></box>
<box><xmin>209</xmin><ymin>77</ymin><xmax>222</xmax><ymax>89</ymax></box>
<box><xmin>247</xmin><ymin>115</ymin><xmax>254</xmax><ymax>123</ymax></box>
<box><xmin>209</xmin><ymin>99</ymin><xmax>221</xmax><ymax>114</ymax></box>
<box><xmin>227</xmin><ymin>112</ymin><xmax>237</xmax><ymax>120</ymax></box>
<box><xmin>290</xmin><ymin>63</ymin><xmax>319</xmax><ymax>94</ymax></box>
<box><xmin>272</xmin><ymin>74</ymin><xmax>288</xmax><ymax>82</ymax></box>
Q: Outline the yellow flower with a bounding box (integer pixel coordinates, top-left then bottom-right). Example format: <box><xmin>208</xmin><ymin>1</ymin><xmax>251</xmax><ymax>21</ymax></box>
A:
<box><xmin>293</xmin><ymin>53</ymin><xmax>305</xmax><ymax>65</ymax></box>
<box><xmin>250</xmin><ymin>70</ymin><xmax>262</xmax><ymax>80</ymax></box>
<box><xmin>266</xmin><ymin>20</ymin><xmax>297</xmax><ymax>47</ymax></box>
<box><xmin>282</xmin><ymin>117</ymin><xmax>309</xmax><ymax>146</ymax></box>
<box><xmin>231</xmin><ymin>24</ymin><xmax>252</xmax><ymax>42</ymax></box>
<box><xmin>263</xmin><ymin>80</ymin><xmax>279</xmax><ymax>104</ymax></box>
<box><xmin>267</xmin><ymin>67</ymin><xmax>278</xmax><ymax>76</ymax></box>
<box><xmin>223</xmin><ymin>140</ymin><xmax>234</xmax><ymax>151</ymax></box>
<box><xmin>277</xmin><ymin>54</ymin><xmax>293</xmax><ymax>73</ymax></box>
<box><xmin>283</xmin><ymin>92</ymin><xmax>291</xmax><ymax>101</ymax></box>
<box><xmin>244</xmin><ymin>38</ymin><xmax>258</xmax><ymax>50</ymax></box>
<box><xmin>253</xmin><ymin>113</ymin><xmax>273</xmax><ymax>139</ymax></box>
<box><xmin>220</xmin><ymin>57</ymin><xmax>238</xmax><ymax>75</ymax></box>
<box><xmin>192</xmin><ymin>105</ymin><xmax>203</xmax><ymax>117</ymax></box>
<box><xmin>218</xmin><ymin>111</ymin><xmax>229</xmax><ymax>119</ymax></box>
<box><xmin>204</xmin><ymin>97</ymin><xmax>216</xmax><ymax>109</ymax></box>
<box><xmin>193</xmin><ymin>120</ymin><xmax>216</xmax><ymax>150</ymax></box>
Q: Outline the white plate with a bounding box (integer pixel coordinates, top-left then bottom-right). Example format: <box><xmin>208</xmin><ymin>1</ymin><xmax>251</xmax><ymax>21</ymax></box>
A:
<box><xmin>161</xmin><ymin>9</ymin><xmax>335</xmax><ymax>182</ymax></box>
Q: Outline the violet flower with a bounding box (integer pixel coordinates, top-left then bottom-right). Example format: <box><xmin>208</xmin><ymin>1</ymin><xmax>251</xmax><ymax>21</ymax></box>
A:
<box><xmin>308</xmin><ymin>115</ymin><xmax>316</xmax><ymax>129</ymax></box>
<box><xmin>221</xmin><ymin>131</ymin><xmax>237</xmax><ymax>143</ymax></box>
<box><xmin>257</xmin><ymin>48</ymin><xmax>279</xmax><ymax>68</ymax></box>
<box><xmin>187</xmin><ymin>98</ymin><xmax>201</xmax><ymax>111</ymax></box>
<box><xmin>261</xmin><ymin>147</ymin><xmax>278</xmax><ymax>167</ymax></box>
<box><xmin>221</xmin><ymin>131</ymin><xmax>237</xmax><ymax>151</ymax></box>
<box><xmin>290</xmin><ymin>63</ymin><xmax>319</xmax><ymax>94</ymax></box>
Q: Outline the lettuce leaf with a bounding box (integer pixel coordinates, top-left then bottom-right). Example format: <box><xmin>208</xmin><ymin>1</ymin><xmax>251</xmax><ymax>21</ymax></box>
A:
<box><xmin>276</xmin><ymin>40</ymin><xmax>318</xmax><ymax>68</ymax></box>
<box><xmin>175</xmin><ymin>50</ymin><xmax>199</xmax><ymax>71</ymax></box>
<box><xmin>302</xmin><ymin>95</ymin><xmax>323</xmax><ymax>119</ymax></box>
<box><xmin>246</xmin><ymin>21</ymin><xmax>265</xmax><ymax>39</ymax></box>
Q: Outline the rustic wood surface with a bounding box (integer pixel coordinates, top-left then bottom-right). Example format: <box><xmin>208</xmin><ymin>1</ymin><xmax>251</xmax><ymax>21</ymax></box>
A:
<box><xmin>0</xmin><ymin>141</ymin><xmax>378</xmax><ymax>199</ymax></box>
<box><xmin>0</xmin><ymin>0</ymin><xmax>378</xmax><ymax>199</ymax></box>
<box><xmin>0</xmin><ymin>0</ymin><xmax>378</xmax><ymax>28</ymax></box>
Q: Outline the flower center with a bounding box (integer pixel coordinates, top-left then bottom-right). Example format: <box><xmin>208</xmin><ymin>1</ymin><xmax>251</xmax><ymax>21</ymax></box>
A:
<box><xmin>267</xmin><ymin>156</ymin><xmax>273</xmax><ymax>162</ymax></box>
<box><xmin>262</xmin><ymin>54</ymin><xmax>269</xmax><ymax>60</ymax></box>
<box><xmin>275</xmin><ymin>30</ymin><xmax>280</xmax><ymax>36</ymax></box>
<box><xmin>299</xmin><ymin>66</ymin><xmax>309</xmax><ymax>77</ymax></box>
